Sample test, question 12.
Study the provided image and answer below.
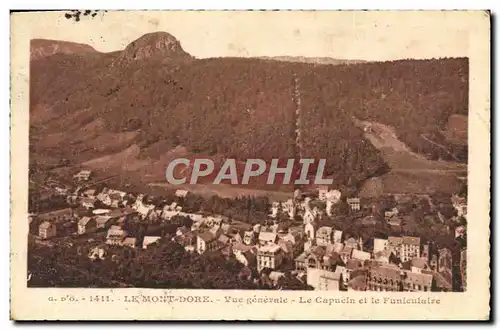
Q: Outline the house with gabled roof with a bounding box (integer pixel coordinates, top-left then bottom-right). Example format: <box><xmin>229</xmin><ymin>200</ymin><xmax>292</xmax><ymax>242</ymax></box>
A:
<box><xmin>196</xmin><ymin>231</ymin><xmax>218</xmax><ymax>254</ymax></box>
<box><xmin>257</xmin><ymin>244</ymin><xmax>283</xmax><ymax>272</ymax></box>
<box><xmin>243</xmin><ymin>231</ymin><xmax>256</xmax><ymax>245</ymax></box>
<box><xmin>258</xmin><ymin>232</ymin><xmax>278</xmax><ymax>246</ymax></box>
<box><xmin>106</xmin><ymin>225</ymin><xmax>127</xmax><ymax>245</ymax></box>
<box><xmin>96</xmin><ymin>215</ymin><xmax>114</xmax><ymax>229</ymax></box>
<box><xmin>39</xmin><ymin>221</ymin><xmax>56</xmax><ymax>239</ymax></box>
<box><xmin>316</xmin><ymin>226</ymin><xmax>333</xmax><ymax>246</ymax></box>
<box><xmin>307</xmin><ymin>268</ymin><xmax>342</xmax><ymax>291</ymax></box>
<box><xmin>78</xmin><ymin>216</ymin><xmax>96</xmax><ymax>235</ymax></box>
<box><xmin>352</xmin><ymin>249</ymin><xmax>371</xmax><ymax>262</ymax></box>
<box><xmin>80</xmin><ymin>197</ymin><xmax>95</xmax><ymax>210</ymax></box>
<box><xmin>142</xmin><ymin>236</ymin><xmax>161</xmax><ymax>249</ymax></box>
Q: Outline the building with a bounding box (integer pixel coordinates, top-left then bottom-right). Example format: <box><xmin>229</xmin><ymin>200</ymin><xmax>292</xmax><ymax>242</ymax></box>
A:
<box><xmin>401</xmin><ymin>236</ymin><xmax>421</xmax><ymax>262</ymax></box>
<box><xmin>344</xmin><ymin>237</ymin><xmax>359</xmax><ymax>249</ymax></box>
<box><xmin>387</xmin><ymin>236</ymin><xmax>420</xmax><ymax>262</ymax></box>
<box><xmin>303</xmin><ymin>207</ymin><xmax>320</xmax><ymax>225</ymax></box>
<box><xmin>282</xmin><ymin>199</ymin><xmax>295</xmax><ymax>219</ymax></box>
<box><xmin>317</xmin><ymin>186</ymin><xmax>329</xmax><ymax>201</ymax></box>
<box><xmin>352</xmin><ymin>249</ymin><xmax>371</xmax><ymax>262</ymax></box>
<box><xmin>333</xmin><ymin>230</ymin><xmax>343</xmax><ymax>244</ymax></box>
<box><xmin>348</xmin><ymin>273</ymin><xmax>368</xmax><ymax>291</ymax></box>
<box><xmin>387</xmin><ymin>216</ymin><xmax>403</xmax><ymax>231</ymax></box>
<box><xmin>73</xmin><ymin>170</ymin><xmax>92</xmax><ymax>181</ymax></box>
<box><xmin>304</xmin><ymin>222</ymin><xmax>318</xmax><ymax>241</ymax></box>
<box><xmin>307</xmin><ymin>268</ymin><xmax>342</xmax><ymax>291</ymax></box>
<box><xmin>39</xmin><ymin>221</ymin><xmax>56</xmax><ymax>239</ymax></box>
<box><xmin>403</xmin><ymin>271</ymin><xmax>433</xmax><ymax>292</ymax></box>
<box><xmin>277</xmin><ymin>239</ymin><xmax>294</xmax><ymax>261</ymax></box>
<box><xmin>269</xmin><ymin>202</ymin><xmax>280</xmax><ymax>218</ymax></box>
<box><xmin>331</xmin><ymin>242</ymin><xmax>344</xmax><ymax>254</ymax></box>
<box><xmin>174</xmin><ymin>230</ymin><xmax>198</xmax><ymax>250</ymax></box>
<box><xmin>346</xmin><ymin>197</ymin><xmax>361</xmax><ymax>211</ymax></box>
<box><xmin>143</xmin><ymin>236</ymin><xmax>161</xmax><ymax>249</ymax></box>
<box><xmin>122</xmin><ymin>237</ymin><xmax>137</xmax><ymax>248</ymax></box>
<box><xmin>77</xmin><ymin>216</ymin><xmax>96</xmax><ymax>235</ymax></box>
<box><xmin>315</xmin><ymin>226</ymin><xmax>333</xmax><ymax>246</ymax></box>
<box><xmin>384</xmin><ymin>207</ymin><xmax>399</xmax><ymax>219</ymax></box>
<box><xmin>318</xmin><ymin>187</ymin><xmax>341</xmax><ymax>204</ymax></box>
<box><xmin>218</xmin><ymin>234</ymin><xmax>230</xmax><ymax>246</ymax></box>
<box><xmin>387</xmin><ymin>236</ymin><xmax>403</xmax><ymax>259</ymax></box>
<box><xmin>230</xmin><ymin>231</ymin><xmax>243</xmax><ymax>244</ymax></box>
<box><xmin>340</xmin><ymin>246</ymin><xmax>354</xmax><ymax>264</ymax></box>
<box><xmin>344</xmin><ymin>259</ymin><xmax>364</xmax><ymax>283</ymax></box>
<box><xmin>196</xmin><ymin>231</ymin><xmax>220</xmax><ymax>254</ymax></box>
<box><xmin>257</xmin><ymin>244</ymin><xmax>283</xmax><ymax>272</ymax></box>
<box><xmin>243</xmin><ymin>231</ymin><xmax>256</xmax><ymax>245</ymax></box>
<box><xmin>373</xmin><ymin>238</ymin><xmax>388</xmax><ymax>254</ymax></box>
<box><xmin>366</xmin><ymin>265</ymin><xmax>403</xmax><ymax>291</ymax></box>
<box><xmin>326</xmin><ymin>200</ymin><xmax>335</xmax><ymax>216</ymax></box>
<box><xmin>258</xmin><ymin>232</ymin><xmax>277</xmax><ymax>246</ymax></box>
<box><xmin>374</xmin><ymin>249</ymin><xmax>394</xmax><ymax>264</ymax></box>
<box><xmin>107</xmin><ymin>192</ymin><xmax>123</xmax><ymax>208</ymax></box>
<box><xmin>366</xmin><ymin>265</ymin><xmax>433</xmax><ymax>292</ymax></box>
<box><xmin>80</xmin><ymin>197</ymin><xmax>95</xmax><ymax>210</ymax></box>
<box><xmin>233</xmin><ymin>243</ymin><xmax>257</xmax><ymax>267</ymax></box>
<box><xmin>294</xmin><ymin>246</ymin><xmax>340</xmax><ymax>272</ymax></box>
<box><xmin>326</xmin><ymin>189</ymin><xmax>342</xmax><ymax>204</ymax></box>
<box><xmin>106</xmin><ymin>226</ymin><xmax>127</xmax><ymax>245</ymax></box>
<box><xmin>96</xmin><ymin>215</ymin><xmax>113</xmax><ymax>229</ymax></box>
<box><xmin>280</xmin><ymin>232</ymin><xmax>298</xmax><ymax>245</ymax></box>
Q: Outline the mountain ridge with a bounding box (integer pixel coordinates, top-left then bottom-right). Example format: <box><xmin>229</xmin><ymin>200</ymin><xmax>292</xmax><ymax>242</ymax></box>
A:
<box><xmin>30</xmin><ymin>39</ymin><xmax>98</xmax><ymax>61</ymax></box>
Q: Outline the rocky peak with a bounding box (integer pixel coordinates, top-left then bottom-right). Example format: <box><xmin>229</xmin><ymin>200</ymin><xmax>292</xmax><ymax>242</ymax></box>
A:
<box><xmin>113</xmin><ymin>32</ymin><xmax>192</xmax><ymax>66</ymax></box>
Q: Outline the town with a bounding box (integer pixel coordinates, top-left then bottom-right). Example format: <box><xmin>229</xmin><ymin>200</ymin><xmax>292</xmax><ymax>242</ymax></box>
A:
<box><xmin>28</xmin><ymin>169</ymin><xmax>467</xmax><ymax>292</ymax></box>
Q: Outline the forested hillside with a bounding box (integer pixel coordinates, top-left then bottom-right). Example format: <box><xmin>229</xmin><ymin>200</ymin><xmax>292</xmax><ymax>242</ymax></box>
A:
<box><xmin>29</xmin><ymin>32</ymin><xmax>468</xmax><ymax>191</ymax></box>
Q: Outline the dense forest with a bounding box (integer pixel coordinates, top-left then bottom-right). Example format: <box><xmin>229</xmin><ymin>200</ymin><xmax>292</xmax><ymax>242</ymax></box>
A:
<box><xmin>30</xmin><ymin>33</ymin><xmax>468</xmax><ymax>191</ymax></box>
<box><xmin>299</xmin><ymin>58</ymin><xmax>468</xmax><ymax>162</ymax></box>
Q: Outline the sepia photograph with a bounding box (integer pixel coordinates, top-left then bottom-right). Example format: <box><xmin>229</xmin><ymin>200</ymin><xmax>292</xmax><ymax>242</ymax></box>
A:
<box><xmin>10</xmin><ymin>10</ymin><xmax>490</xmax><ymax>320</ymax></box>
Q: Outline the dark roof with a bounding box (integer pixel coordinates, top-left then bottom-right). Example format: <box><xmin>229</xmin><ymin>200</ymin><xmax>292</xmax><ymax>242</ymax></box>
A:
<box><xmin>310</xmin><ymin>245</ymin><xmax>326</xmax><ymax>258</ymax></box>
<box><xmin>404</xmin><ymin>271</ymin><xmax>433</xmax><ymax>287</ymax></box>
<box><xmin>402</xmin><ymin>236</ymin><xmax>420</xmax><ymax>246</ymax></box>
<box><xmin>349</xmin><ymin>274</ymin><xmax>367</xmax><ymax>291</ymax></box>
<box><xmin>370</xmin><ymin>265</ymin><xmax>402</xmax><ymax>281</ymax></box>
<box><xmin>197</xmin><ymin>231</ymin><xmax>216</xmax><ymax>242</ymax></box>
<box><xmin>346</xmin><ymin>259</ymin><xmax>363</xmax><ymax>270</ymax></box>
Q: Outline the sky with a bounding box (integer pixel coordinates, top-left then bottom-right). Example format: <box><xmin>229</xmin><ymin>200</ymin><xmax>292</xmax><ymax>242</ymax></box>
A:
<box><xmin>13</xmin><ymin>10</ymin><xmax>476</xmax><ymax>61</ymax></box>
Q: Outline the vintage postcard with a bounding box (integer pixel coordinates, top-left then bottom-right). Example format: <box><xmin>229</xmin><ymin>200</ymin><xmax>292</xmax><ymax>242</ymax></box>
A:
<box><xmin>10</xmin><ymin>10</ymin><xmax>490</xmax><ymax>320</ymax></box>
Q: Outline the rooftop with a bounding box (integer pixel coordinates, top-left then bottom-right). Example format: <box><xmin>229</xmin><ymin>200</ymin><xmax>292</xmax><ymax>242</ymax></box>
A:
<box><xmin>39</xmin><ymin>221</ymin><xmax>53</xmax><ymax>229</ymax></box>
<box><xmin>258</xmin><ymin>232</ymin><xmax>277</xmax><ymax>242</ymax></box>
<box><xmin>402</xmin><ymin>236</ymin><xmax>421</xmax><ymax>246</ymax></box>
<box><xmin>258</xmin><ymin>244</ymin><xmax>281</xmax><ymax>254</ymax></box>
<box><xmin>197</xmin><ymin>231</ymin><xmax>216</xmax><ymax>242</ymax></box>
